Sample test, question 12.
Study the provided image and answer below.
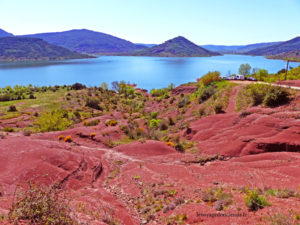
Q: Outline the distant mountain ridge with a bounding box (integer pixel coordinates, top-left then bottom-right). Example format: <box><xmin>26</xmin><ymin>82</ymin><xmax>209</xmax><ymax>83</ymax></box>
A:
<box><xmin>0</xmin><ymin>37</ymin><xmax>92</xmax><ymax>61</ymax></box>
<box><xmin>129</xmin><ymin>36</ymin><xmax>220</xmax><ymax>57</ymax></box>
<box><xmin>0</xmin><ymin>29</ymin><xmax>14</xmax><ymax>37</ymax></box>
<box><xmin>22</xmin><ymin>29</ymin><xmax>146</xmax><ymax>54</ymax></box>
<box><xmin>246</xmin><ymin>37</ymin><xmax>300</xmax><ymax>56</ymax></box>
<box><xmin>202</xmin><ymin>42</ymin><xmax>282</xmax><ymax>54</ymax></box>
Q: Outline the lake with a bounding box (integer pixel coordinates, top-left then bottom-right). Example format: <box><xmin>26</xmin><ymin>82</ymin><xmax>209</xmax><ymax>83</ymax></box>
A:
<box><xmin>0</xmin><ymin>55</ymin><xmax>299</xmax><ymax>90</ymax></box>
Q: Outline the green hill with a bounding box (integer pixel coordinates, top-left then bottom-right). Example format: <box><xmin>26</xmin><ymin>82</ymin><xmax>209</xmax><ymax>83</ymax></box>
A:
<box><xmin>0</xmin><ymin>37</ymin><xmax>92</xmax><ymax>61</ymax></box>
<box><xmin>129</xmin><ymin>36</ymin><xmax>220</xmax><ymax>57</ymax></box>
<box><xmin>22</xmin><ymin>29</ymin><xmax>146</xmax><ymax>54</ymax></box>
<box><xmin>246</xmin><ymin>37</ymin><xmax>300</xmax><ymax>56</ymax></box>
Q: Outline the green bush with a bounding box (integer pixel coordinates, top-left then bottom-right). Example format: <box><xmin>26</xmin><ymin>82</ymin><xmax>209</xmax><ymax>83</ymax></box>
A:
<box><xmin>199</xmin><ymin>71</ymin><xmax>220</xmax><ymax>86</ymax></box>
<box><xmin>246</xmin><ymin>84</ymin><xmax>267</xmax><ymax>105</ymax></box>
<box><xmin>151</xmin><ymin>111</ymin><xmax>158</xmax><ymax>119</ymax></box>
<box><xmin>198</xmin><ymin>85</ymin><xmax>216</xmax><ymax>103</ymax></box>
<box><xmin>263</xmin><ymin>86</ymin><xmax>290</xmax><ymax>107</ymax></box>
<box><xmin>83</xmin><ymin>119</ymin><xmax>100</xmax><ymax>127</ymax></box>
<box><xmin>177</xmin><ymin>95</ymin><xmax>190</xmax><ymax>108</ymax></box>
<box><xmin>85</xmin><ymin>97</ymin><xmax>102</xmax><ymax>110</ymax></box>
<box><xmin>150</xmin><ymin>87</ymin><xmax>171</xmax><ymax>98</ymax></box>
<box><xmin>8</xmin><ymin>105</ymin><xmax>17</xmax><ymax>112</ymax></box>
<box><xmin>35</xmin><ymin>109</ymin><xmax>72</xmax><ymax>132</ymax></box>
<box><xmin>9</xmin><ymin>183</ymin><xmax>76</xmax><ymax>224</ymax></box>
<box><xmin>244</xmin><ymin>188</ymin><xmax>269</xmax><ymax>211</ymax></box>
<box><xmin>149</xmin><ymin>119</ymin><xmax>162</xmax><ymax>128</ymax></box>
<box><xmin>246</xmin><ymin>84</ymin><xmax>290</xmax><ymax>107</ymax></box>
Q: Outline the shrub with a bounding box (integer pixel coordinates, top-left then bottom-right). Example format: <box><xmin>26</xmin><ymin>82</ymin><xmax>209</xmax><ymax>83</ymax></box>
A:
<box><xmin>168</xmin><ymin>117</ymin><xmax>175</xmax><ymax>126</ymax></box>
<box><xmin>105</xmin><ymin>119</ymin><xmax>118</xmax><ymax>126</ymax></box>
<box><xmin>151</xmin><ymin>111</ymin><xmax>158</xmax><ymax>119</ymax></box>
<box><xmin>263</xmin><ymin>86</ymin><xmax>290</xmax><ymax>107</ymax></box>
<box><xmin>71</xmin><ymin>83</ymin><xmax>86</xmax><ymax>90</ymax></box>
<box><xmin>85</xmin><ymin>97</ymin><xmax>102</xmax><ymax>110</ymax></box>
<box><xmin>213</xmin><ymin>102</ymin><xmax>224</xmax><ymax>114</ymax></box>
<box><xmin>8</xmin><ymin>105</ymin><xmax>17</xmax><ymax>112</ymax></box>
<box><xmin>246</xmin><ymin>84</ymin><xmax>290</xmax><ymax>107</ymax></box>
<box><xmin>149</xmin><ymin>119</ymin><xmax>161</xmax><ymax>128</ymax></box>
<box><xmin>83</xmin><ymin>119</ymin><xmax>100</xmax><ymax>127</ymax></box>
<box><xmin>2</xmin><ymin>127</ymin><xmax>15</xmax><ymax>132</ymax></box>
<box><xmin>136</xmin><ymin>127</ymin><xmax>145</xmax><ymax>137</ymax></box>
<box><xmin>177</xmin><ymin>95</ymin><xmax>190</xmax><ymax>108</ymax></box>
<box><xmin>150</xmin><ymin>88</ymin><xmax>169</xmax><ymax>97</ymax></box>
<box><xmin>35</xmin><ymin>109</ymin><xmax>72</xmax><ymax>132</ymax></box>
<box><xmin>244</xmin><ymin>188</ymin><xmax>269</xmax><ymax>211</ymax></box>
<box><xmin>246</xmin><ymin>84</ymin><xmax>266</xmax><ymax>105</ymax></box>
<box><xmin>0</xmin><ymin>94</ymin><xmax>10</xmax><ymax>101</ymax></box>
<box><xmin>23</xmin><ymin>130</ymin><xmax>32</xmax><ymax>136</ymax></box>
<box><xmin>198</xmin><ymin>86</ymin><xmax>216</xmax><ymax>103</ymax></box>
<box><xmin>58</xmin><ymin>135</ymin><xmax>65</xmax><ymax>141</ymax></box>
<box><xmin>90</xmin><ymin>133</ymin><xmax>96</xmax><ymax>139</ymax></box>
<box><xmin>159</xmin><ymin>121</ymin><xmax>168</xmax><ymax>131</ymax></box>
<box><xmin>165</xmin><ymin>142</ymin><xmax>175</xmax><ymax>147</ymax></box>
<box><xmin>199</xmin><ymin>71</ymin><xmax>220</xmax><ymax>86</ymax></box>
<box><xmin>239</xmin><ymin>111</ymin><xmax>252</xmax><ymax>118</ymax></box>
<box><xmin>64</xmin><ymin>135</ymin><xmax>72</xmax><ymax>143</ymax></box>
<box><xmin>8</xmin><ymin>183</ymin><xmax>76</xmax><ymax>224</ymax></box>
<box><xmin>29</xmin><ymin>94</ymin><xmax>36</xmax><ymax>99</ymax></box>
<box><xmin>175</xmin><ymin>144</ymin><xmax>184</xmax><ymax>153</ymax></box>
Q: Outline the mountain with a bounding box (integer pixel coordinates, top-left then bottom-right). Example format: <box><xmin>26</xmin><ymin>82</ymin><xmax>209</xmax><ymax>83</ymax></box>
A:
<box><xmin>129</xmin><ymin>36</ymin><xmax>220</xmax><ymax>57</ymax></box>
<box><xmin>0</xmin><ymin>29</ymin><xmax>14</xmax><ymax>37</ymax></box>
<box><xmin>268</xmin><ymin>50</ymin><xmax>300</xmax><ymax>62</ymax></box>
<box><xmin>135</xmin><ymin>43</ymin><xmax>157</xmax><ymax>48</ymax></box>
<box><xmin>201</xmin><ymin>45</ymin><xmax>243</xmax><ymax>53</ymax></box>
<box><xmin>0</xmin><ymin>37</ymin><xmax>92</xmax><ymax>61</ymax></box>
<box><xmin>22</xmin><ymin>29</ymin><xmax>146</xmax><ymax>54</ymax></box>
<box><xmin>246</xmin><ymin>37</ymin><xmax>300</xmax><ymax>56</ymax></box>
<box><xmin>201</xmin><ymin>42</ymin><xmax>282</xmax><ymax>54</ymax></box>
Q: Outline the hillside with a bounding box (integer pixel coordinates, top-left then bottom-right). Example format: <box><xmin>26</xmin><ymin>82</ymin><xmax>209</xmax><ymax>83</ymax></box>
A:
<box><xmin>0</xmin><ymin>37</ymin><xmax>92</xmax><ymax>61</ymax></box>
<box><xmin>22</xmin><ymin>29</ymin><xmax>146</xmax><ymax>54</ymax></box>
<box><xmin>130</xmin><ymin>36</ymin><xmax>220</xmax><ymax>57</ymax></box>
<box><xmin>0</xmin><ymin>79</ymin><xmax>300</xmax><ymax>224</ymax></box>
<box><xmin>268</xmin><ymin>50</ymin><xmax>300</xmax><ymax>62</ymax></box>
<box><xmin>0</xmin><ymin>28</ymin><xmax>14</xmax><ymax>37</ymax></box>
<box><xmin>202</xmin><ymin>42</ymin><xmax>282</xmax><ymax>54</ymax></box>
<box><xmin>246</xmin><ymin>36</ymin><xmax>300</xmax><ymax>56</ymax></box>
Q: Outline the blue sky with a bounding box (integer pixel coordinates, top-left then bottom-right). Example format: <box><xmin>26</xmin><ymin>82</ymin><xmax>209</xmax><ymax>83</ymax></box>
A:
<box><xmin>1</xmin><ymin>0</ymin><xmax>300</xmax><ymax>45</ymax></box>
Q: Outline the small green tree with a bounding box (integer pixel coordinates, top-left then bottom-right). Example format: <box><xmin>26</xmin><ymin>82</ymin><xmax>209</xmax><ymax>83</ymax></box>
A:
<box><xmin>239</xmin><ymin>63</ymin><xmax>252</xmax><ymax>76</ymax></box>
<box><xmin>100</xmin><ymin>82</ymin><xmax>108</xmax><ymax>91</ymax></box>
<box><xmin>256</xmin><ymin>69</ymin><xmax>269</xmax><ymax>81</ymax></box>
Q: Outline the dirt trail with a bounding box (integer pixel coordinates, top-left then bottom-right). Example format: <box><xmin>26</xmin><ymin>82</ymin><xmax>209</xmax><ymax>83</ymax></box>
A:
<box><xmin>225</xmin><ymin>85</ymin><xmax>244</xmax><ymax>113</ymax></box>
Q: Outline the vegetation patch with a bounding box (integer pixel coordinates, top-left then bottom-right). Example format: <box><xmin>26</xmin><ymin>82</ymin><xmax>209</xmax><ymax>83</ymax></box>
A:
<box><xmin>9</xmin><ymin>183</ymin><xmax>77</xmax><ymax>225</ymax></box>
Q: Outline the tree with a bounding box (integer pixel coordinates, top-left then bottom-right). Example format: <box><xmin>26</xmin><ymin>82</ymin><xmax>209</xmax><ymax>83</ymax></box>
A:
<box><xmin>256</xmin><ymin>69</ymin><xmax>269</xmax><ymax>81</ymax></box>
<box><xmin>111</xmin><ymin>81</ymin><xmax>120</xmax><ymax>92</ymax></box>
<box><xmin>100</xmin><ymin>82</ymin><xmax>108</xmax><ymax>91</ymax></box>
<box><xmin>239</xmin><ymin>63</ymin><xmax>252</xmax><ymax>76</ymax></box>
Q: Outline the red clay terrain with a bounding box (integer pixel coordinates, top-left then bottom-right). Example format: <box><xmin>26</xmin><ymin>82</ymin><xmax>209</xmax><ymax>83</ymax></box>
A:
<box><xmin>0</xmin><ymin>82</ymin><xmax>300</xmax><ymax>224</ymax></box>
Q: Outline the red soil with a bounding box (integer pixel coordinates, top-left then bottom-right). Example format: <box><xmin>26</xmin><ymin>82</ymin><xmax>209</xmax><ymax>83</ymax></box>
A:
<box><xmin>1</xmin><ymin>85</ymin><xmax>300</xmax><ymax>224</ymax></box>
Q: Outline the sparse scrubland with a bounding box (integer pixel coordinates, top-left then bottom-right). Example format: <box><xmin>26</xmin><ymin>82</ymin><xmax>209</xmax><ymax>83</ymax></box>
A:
<box><xmin>1</xmin><ymin>68</ymin><xmax>300</xmax><ymax>224</ymax></box>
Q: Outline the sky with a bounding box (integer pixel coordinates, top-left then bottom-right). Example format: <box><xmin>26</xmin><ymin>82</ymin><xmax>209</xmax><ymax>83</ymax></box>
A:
<box><xmin>0</xmin><ymin>0</ymin><xmax>300</xmax><ymax>45</ymax></box>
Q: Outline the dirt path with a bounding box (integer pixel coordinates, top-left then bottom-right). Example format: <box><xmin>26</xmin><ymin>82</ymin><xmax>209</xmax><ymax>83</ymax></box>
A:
<box><xmin>226</xmin><ymin>85</ymin><xmax>244</xmax><ymax>113</ymax></box>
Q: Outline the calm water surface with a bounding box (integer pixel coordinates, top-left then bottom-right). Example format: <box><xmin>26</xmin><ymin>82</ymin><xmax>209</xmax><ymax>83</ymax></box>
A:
<box><xmin>0</xmin><ymin>55</ymin><xmax>299</xmax><ymax>90</ymax></box>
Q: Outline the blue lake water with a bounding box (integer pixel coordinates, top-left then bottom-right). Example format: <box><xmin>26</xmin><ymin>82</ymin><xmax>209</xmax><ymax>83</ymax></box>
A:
<box><xmin>0</xmin><ymin>55</ymin><xmax>299</xmax><ymax>90</ymax></box>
